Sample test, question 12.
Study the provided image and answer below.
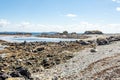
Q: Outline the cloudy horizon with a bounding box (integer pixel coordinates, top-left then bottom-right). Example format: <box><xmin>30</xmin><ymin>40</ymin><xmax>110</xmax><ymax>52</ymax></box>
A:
<box><xmin>0</xmin><ymin>0</ymin><xmax>120</xmax><ymax>33</ymax></box>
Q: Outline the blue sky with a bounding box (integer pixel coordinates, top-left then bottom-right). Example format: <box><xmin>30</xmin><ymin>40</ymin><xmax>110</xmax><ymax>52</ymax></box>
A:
<box><xmin>0</xmin><ymin>0</ymin><xmax>120</xmax><ymax>33</ymax></box>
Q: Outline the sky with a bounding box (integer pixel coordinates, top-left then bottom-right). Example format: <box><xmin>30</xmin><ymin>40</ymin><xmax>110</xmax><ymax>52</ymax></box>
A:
<box><xmin>0</xmin><ymin>0</ymin><xmax>120</xmax><ymax>33</ymax></box>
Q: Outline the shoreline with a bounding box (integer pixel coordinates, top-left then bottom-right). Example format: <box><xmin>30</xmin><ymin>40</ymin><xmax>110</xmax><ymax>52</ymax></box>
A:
<box><xmin>0</xmin><ymin>34</ymin><xmax>120</xmax><ymax>79</ymax></box>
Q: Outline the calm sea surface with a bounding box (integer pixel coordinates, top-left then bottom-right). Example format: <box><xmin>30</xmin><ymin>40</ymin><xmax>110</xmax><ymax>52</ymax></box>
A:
<box><xmin>0</xmin><ymin>36</ymin><xmax>79</xmax><ymax>42</ymax></box>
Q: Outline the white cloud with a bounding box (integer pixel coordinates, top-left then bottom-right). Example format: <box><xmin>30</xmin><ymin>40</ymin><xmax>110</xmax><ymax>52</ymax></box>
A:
<box><xmin>112</xmin><ymin>0</ymin><xmax>116</xmax><ymax>2</ymax></box>
<box><xmin>35</xmin><ymin>22</ymin><xmax>120</xmax><ymax>33</ymax></box>
<box><xmin>116</xmin><ymin>7</ymin><xmax>120</xmax><ymax>11</ymax></box>
<box><xmin>65</xmin><ymin>14</ymin><xmax>77</xmax><ymax>18</ymax></box>
<box><xmin>1</xmin><ymin>20</ymin><xmax>120</xmax><ymax>33</ymax></box>
<box><xmin>112</xmin><ymin>0</ymin><xmax>120</xmax><ymax>3</ymax></box>
<box><xmin>0</xmin><ymin>19</ymin><xmax>10</xmax><ymax>27</ymax></box>
<box><xmin>112</xmin><ymin>0</ymin><xmax>120</xmax><ymax>11</ymax></box>
<box><xmin>17</xmin><ymin>22</ymin><xmax>34</xmax><ymax>27</ymax></box>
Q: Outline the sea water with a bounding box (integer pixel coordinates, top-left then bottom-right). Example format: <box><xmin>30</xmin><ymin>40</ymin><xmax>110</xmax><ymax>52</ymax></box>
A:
<box><xmin>0</xmin><ymin>36</ymin><xmax>79</xmax><ymax>42</ymax></box>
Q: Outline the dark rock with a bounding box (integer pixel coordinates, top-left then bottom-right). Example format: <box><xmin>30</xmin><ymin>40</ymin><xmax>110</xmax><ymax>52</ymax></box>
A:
<box><xmin>15</xmin><ymin>67</ymin><xmax>31</xmax><ymax>79</ymax></box>
<box><xmin>97</xmin><ymin>38</ymin><xmax>109</xmax><ymax>45</ymax></box>
<box><xmin>41</xmin><ymin>58</ymin><xmax>55</xmax><ymax>68</ymax></box>
<box><xmin>87</xmin><ymin>40</ymin><xmax>95</xmax><ymax>44</ymax></box>
<box><xmin>0</xmin><ymin>72</ymin><xmax>9</xmax><ymax>80</ymax></box>
<box><xmin>47</xmin><ymin>54</ymin><xmax>53</xmax><ymax>57</ymax></box>
<box><xmin>26</xmin><ymin>61</ymin><xmax>33</xmax><ymax>65</ymax></box>
<box><xmin>41</xmin><ymin>58</ymin><xmax>50</xmax><ymax>68</ymax></box>
<box><xmin>107</xmin><ymin>36</ymin><xmax>120</xmax><ymax>42</ymax></box>
<box><xmin>11</xmin><ymin>55</ymin><xmax>16</xmax><ymax>58</ymax></box>
<box><xmin>63</xmin><ymin>54</ymin><xmax>74</xmax><ymax>60</ymax></box>
<box><xmin>55</xmin><ymin>58</ymin><xmax>61</xmax><ymax>65</ymax></box>
<box><xmin>36</xmin><ymin>47</ymin><xmax>45</xmax><ymax>51</ymax></box>
<box><xmin>90</xmin><ymin>48</ymin><xmax>98</xmax><ymax>52</ymax></box>
<box><xmin>10</xmin><ymin>71</ymin><xmax>21</xmax><ymax>77</ymax></box>
<box><xmin>79</xmin><ymin>40</ymin><xmax>91</xmax><ymax>45</ymax></box>
<box><xmin>84</xmin><ymin>30</ymin><xmax>103</xmax><ymax>34</ymax></box>
<box><xmin>33</xmin><ymin>47</ymin><xmax>45</xmax><ymax>52</ymax></box>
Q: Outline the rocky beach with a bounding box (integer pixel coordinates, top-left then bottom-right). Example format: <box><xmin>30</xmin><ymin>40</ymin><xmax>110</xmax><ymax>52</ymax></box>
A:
<box><xmin>0</xmin><ymin>31</ymin><xmax>120</xmax><ymax>80</ymax></box>
<box><xmin>1</xmin><ymin>0</ymin><xmax>120</xmax><ymax>79</ymax></box>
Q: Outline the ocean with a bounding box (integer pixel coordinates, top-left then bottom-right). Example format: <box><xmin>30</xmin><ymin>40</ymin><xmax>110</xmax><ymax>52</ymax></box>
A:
<box><xmin>0</xmin><ymin>36</ymin><xmax>79</xmax><ymax>43</ymax></box>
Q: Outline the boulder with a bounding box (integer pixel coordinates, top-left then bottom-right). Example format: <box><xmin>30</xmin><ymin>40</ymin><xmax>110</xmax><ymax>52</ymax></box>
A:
<box><xmin>10</xmin><ymin>71</ymin><xmax>21</xmax><ymax>77</ymax></box>
<box><xmin>107</xmin><ymin>36</ymin><xmax>120</xmax><ymax>42</ymax></box>
<box><xmin>15</xmin><ymin>67</ymin><xmax>31</xmax><ymax>79</ymax></box>
<box><xmin>96</xmin><ymin>38</ymin><xmax>109</xmax><ymax>45</ymax></box>
<box><xmin>0</xmin><ymin>72</ymin><xmax>9</xmax><ymax>80</ymax></box>
<box><xmin>84</xmin><ymin>30</ymin><xmax>103</xmax><ymax>34</ymax></box>
<box><xmin>79</xmin><ymin>40</ymin><xmax>91</xmax><ymax>45</ymax></box>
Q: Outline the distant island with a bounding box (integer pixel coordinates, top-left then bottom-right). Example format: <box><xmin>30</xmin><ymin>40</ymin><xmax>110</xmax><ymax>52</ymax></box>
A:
<box><xmin>0</xmin><ymin>32</ymin><xmax>32</xmax><ymax>36</ymax></box>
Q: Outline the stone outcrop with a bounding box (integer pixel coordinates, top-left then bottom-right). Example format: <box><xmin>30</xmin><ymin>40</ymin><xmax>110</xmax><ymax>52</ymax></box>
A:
<box><xmin>96</xmin><ymin>38</ymin><xmax>109</xmax><ymax>45</ymax></box>
<box><xmin>0</xmin><ymin>66</ymin><xmax>32</xmax><ymax>80</ymax></box>
<box><xmin>84</xmin><ymin>30</ymin><xmax>103</xmax><ymax>34</ymax></box>
<box><xmin>107</xmin><ymin>36</ymin><xmax>120</xmax><ymax>42</ymax></box>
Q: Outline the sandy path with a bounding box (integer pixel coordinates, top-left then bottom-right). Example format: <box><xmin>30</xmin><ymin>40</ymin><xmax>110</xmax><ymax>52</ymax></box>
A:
<box><xmin>32</xmin><ymin>39</ymin><xmax>120</xmax><ymax>80</ymax></box>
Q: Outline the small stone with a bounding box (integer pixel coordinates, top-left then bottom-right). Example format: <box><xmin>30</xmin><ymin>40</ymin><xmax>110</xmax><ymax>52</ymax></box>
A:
<box><xmin>90</xmin><ymin>48</ymin><xmax>98</xmax><ymax>52</ymax></box>
<box><xmin>17</xmin><ymin>59</ymin><xmax>23</xmax><ymax>62</ymax></box>
<box><xmin>52</xmin><ymin>76</ymin><xmax>59</xmax><ymax>80</ymax></box>
<box><xmin>33</xmin><ymin>47</ymin><xmax>45</xmax><ymax>53</ymax></box>
<box><xmin>36</xmin><ymin>47</ymin><xmax>44</xmax><ymax>51</ymax></box>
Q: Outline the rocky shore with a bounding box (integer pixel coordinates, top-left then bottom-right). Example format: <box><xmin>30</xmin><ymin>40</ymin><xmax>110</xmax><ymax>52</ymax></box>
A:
<box><xmin>32</xmin><ymin>34</ymin><xmax>120</xmax><ymax>80</ymax></box>
<box><xmin>0</xmin><ymin>34</ymin><xmax>120</xmax><ymax>80</ymax></box>
<box><xmin>0</xmin><ymin>39</ymin><xmax>91</xmax><ymax>80</ymax></box>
